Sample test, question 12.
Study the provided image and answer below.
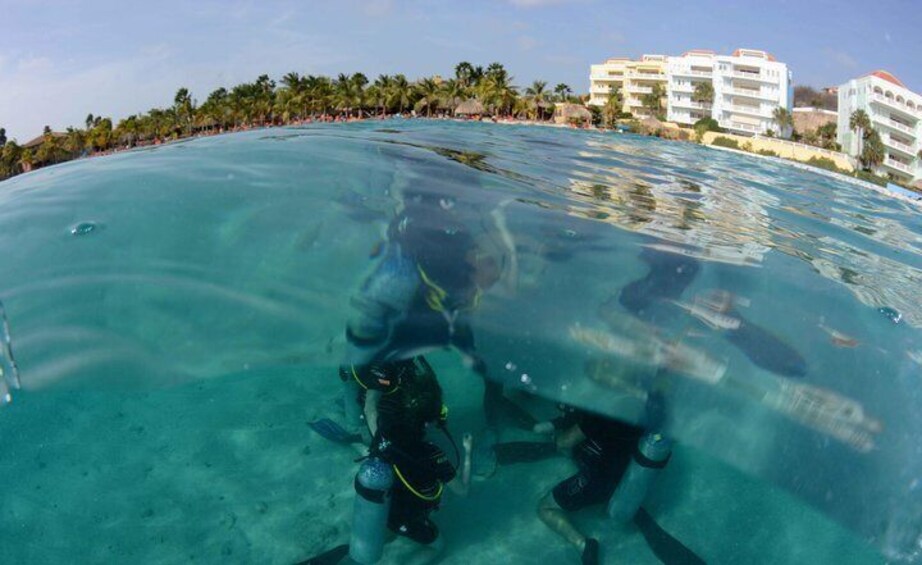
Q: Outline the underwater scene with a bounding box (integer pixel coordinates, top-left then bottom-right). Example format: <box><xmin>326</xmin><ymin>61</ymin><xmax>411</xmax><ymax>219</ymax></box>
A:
<box><xmin>0</xmin><ymin>120</ymin><xmax>920</xmax><ymax>564</ymax></box>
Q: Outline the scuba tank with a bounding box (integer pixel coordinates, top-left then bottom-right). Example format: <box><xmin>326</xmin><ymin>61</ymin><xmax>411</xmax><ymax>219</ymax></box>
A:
<box><xmin>349</xmin><ymin>457</ymin><xmax>394</xmax><ymax>564</ymax></box>
<box><xmin>607</xmin><ymin>432</ymin><xmax>672</xmax><ymax>523</ymax></box>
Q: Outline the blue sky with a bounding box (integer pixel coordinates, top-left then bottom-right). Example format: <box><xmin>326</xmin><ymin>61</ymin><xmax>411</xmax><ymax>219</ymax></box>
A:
<box><xmin>1</xmin><ymin>0</ymin><xmax>919</xmax><ymax>140</ymax></box>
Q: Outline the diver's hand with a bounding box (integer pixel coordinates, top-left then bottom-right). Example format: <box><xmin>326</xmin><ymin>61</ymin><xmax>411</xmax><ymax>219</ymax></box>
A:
<box><xmin>462</xmin><ymin>432</ymin><xmax>473</xmax><ymax>452</ymax></box>
<box><xmin>533</xmin><ymin>421</ymin><xmax>555</xmax><ymax>434</ymax></box>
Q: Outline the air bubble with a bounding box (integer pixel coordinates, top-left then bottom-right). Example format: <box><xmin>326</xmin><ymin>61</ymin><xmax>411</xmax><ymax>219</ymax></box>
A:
<box><xmin>505</xmin><ymin>362</ymin><xmax>517</xmax><ymax>371</ymax></box>
<box><xmin>70</xmin><ymin>222</ymin><xmax>99</xmax><ymax>236</ymax></box>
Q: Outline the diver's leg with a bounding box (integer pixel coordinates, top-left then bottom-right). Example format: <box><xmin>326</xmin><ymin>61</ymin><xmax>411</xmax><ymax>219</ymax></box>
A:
<box><xmin>538</xmin><ymin>491</ymin><xmax>587</xmax><ymax>551</ymax></box>
<box><xmin>538</xmin><ymin>472</ymin><xmax>602</xmax><ymax>565</ymax></box>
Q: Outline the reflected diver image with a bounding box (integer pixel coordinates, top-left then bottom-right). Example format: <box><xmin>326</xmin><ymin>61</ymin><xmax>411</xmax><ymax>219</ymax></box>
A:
<box><xmin>0</xmin><ymin>121</ymin><xmax>919</xmax><ymax>565</ymax></box>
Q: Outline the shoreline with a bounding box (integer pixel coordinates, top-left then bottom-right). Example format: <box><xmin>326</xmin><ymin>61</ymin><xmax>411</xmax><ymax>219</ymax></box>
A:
<box><xmin>6</xmin><ymin>116</ymin><xmax>919</xmax><ymax>209</ymax></box>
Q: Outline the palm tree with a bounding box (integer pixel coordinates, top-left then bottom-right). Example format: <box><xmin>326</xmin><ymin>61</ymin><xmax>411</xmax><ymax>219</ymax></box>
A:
<box><xmin>849</xmin><ymin>109</ymin><xmax>871</xmax><ymax>159</ymax></box>
<box><xmin>414</xmin><ymin>77</ymin><xmax>442</xmax><ymax>117</ymax></box>
<box><xmin>525</xmin><ymin>80</ymin><xmax>549</xmax><ymax>121</ymax></box>
<box><xmin>455</xmin><ymin>62</ymin><xmax>476</xmax><ymax>88</ymax></box>
<box><xmin>173</xmin><ymin>87</ymin><xmax>195</xmax><ymax>136</ymax></box>
<box><xmin>860</xmin><ymin>128</ymin><xmax>885</xmax><ymax>171</ymax></box>
<box><xmin>641</xmin><ymin>84</ymin><xmax>665</xmax><ymax>119</ymax></box>
<box><xmin>554</xmin><ymin>83</ymin><xmax>571</xmax><ymax>103</ymax></box>
<box><xmin>602</xmin><ymin>87</ymin><xmax>623</xmax><ymax>128</ymax></box>
<box><xmin>773</xmin><ymin>107</ymin><xmax>793</xmax><ymax>139</ymax></box>
<box><xmin>440</xmin><ymin>78</ymin><xmax>467</xmax><ymax>114</ymax></box>
<box><xmin>372</xmin><ymin>74</ymin><xmax>393</xmax><ymax>116</ymax></box>
<box><xmin>388</xmin><ymin>74</ymin><xmax>413</xmax><ymax>114</ymax></box>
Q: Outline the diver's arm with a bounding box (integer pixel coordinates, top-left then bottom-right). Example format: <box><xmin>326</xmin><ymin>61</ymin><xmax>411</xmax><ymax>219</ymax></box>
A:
<box><xmin>489</xmin><ymin>200</ymin><xmax>518</xmax><ymax>291</ymax></box>
<box><xmin>363</xmin><ymin>390</ymin><xmax>382</xmax><ymax>438</ymax></box>
<box><xmin>447</xmin><ymin>432</ymin><xmax>473</xmax><ymax>497</ymax></box>
<box><xmin>554</xmin><ymin>424</ymin><xmax>585</xmax><ymax>452</ymax></box>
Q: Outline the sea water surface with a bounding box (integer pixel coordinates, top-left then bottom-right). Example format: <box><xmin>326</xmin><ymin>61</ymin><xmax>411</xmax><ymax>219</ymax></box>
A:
<box><xmin>0</xmin><ymin>120</ymin><xmax>920</xmax><ymax>564</ymax></box>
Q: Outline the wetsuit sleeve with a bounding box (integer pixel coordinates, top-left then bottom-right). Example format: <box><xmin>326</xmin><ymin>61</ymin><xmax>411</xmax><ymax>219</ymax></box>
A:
<box><xmin>345</xmin><ymin>244</ymin><xmax>420</xmax><ymax>367</ymax></box>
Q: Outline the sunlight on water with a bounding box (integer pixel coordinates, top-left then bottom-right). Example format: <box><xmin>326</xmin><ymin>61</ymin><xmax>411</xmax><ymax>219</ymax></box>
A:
<box><xmin>0</xmin><ymin>120</ymin><xmax>919</xmax><ymax>563</ymax></box>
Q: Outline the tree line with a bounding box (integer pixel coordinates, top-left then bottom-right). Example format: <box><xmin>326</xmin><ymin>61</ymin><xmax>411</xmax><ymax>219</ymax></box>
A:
<box><xmin>1</xmin><ymin>61</ymin><xmax>582</xmax><ymax>181</ymax></box>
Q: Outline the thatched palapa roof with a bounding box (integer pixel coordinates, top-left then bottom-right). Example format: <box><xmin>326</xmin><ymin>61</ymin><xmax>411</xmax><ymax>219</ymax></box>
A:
<box><xmin>554</xmin><ymin>103</ymin><xmax>592</xmax><ymax>122</ymax></box>
<box><xmin>455</xmin><ymin>99</ymin><xmax>485</xmax><ymax>116</ymax></box>
<box><xmin>23</xmin><ymin>132</ymin><xmax>67</xmax><ymax>149</ymax></box>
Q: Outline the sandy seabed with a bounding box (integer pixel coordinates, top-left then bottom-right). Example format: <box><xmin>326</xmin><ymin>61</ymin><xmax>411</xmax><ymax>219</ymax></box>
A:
<box><xmin>0</xmin><ymin>350</ymin><xmax>882</xmax><ymax>564</ymax></box>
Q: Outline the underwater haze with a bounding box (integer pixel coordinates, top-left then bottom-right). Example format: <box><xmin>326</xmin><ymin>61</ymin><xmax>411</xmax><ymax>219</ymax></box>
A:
<box><xmin>0</xmin><ymin>120</ymin><xmax>920</xmax><ymax>564</ymax></box>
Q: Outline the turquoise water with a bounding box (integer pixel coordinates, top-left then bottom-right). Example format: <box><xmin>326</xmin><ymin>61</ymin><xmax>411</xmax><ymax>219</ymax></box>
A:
<box><xmin>0</xmin><ymin>120</ymin><xmax>919</xmax><ymax>563</ymax></box>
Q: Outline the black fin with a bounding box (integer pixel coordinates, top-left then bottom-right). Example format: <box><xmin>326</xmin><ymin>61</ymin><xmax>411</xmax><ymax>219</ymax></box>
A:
<box><xmin>294</xmin><ymin>543</ymin><xmax>349</xmax><ymax>565</ymax></box>
<box><xmin>308</xmin><ymin>418</ymin><xmax>362</xmax><ymax>444</ymax></box>
<box><xmin>634</xmin><ymin>507</ymin><xmax>706</xmax><ymax>565</ymax></box>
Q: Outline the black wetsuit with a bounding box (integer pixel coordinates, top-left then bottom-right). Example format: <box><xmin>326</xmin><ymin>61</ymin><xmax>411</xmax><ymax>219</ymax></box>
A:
<box><xmin>355</xmin><ymin>357</ymin><xmax>457</xmax><ymax>545</ymax></box>
<box><xmin>552</xmin><ymin>411</ymin><xmax>645</xmax><ymax>512</ymax></box>
<box><xmin>344</xmin><ymin>190</ymin><xmax>514</xmax><ymax>429</ymax></box>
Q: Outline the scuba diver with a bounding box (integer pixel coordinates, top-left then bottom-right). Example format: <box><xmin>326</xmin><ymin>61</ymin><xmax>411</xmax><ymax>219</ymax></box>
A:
<box><xmin>305</xmin><ymin>356</ymin><xmax>471</xmax><ymax>565</ymax></box>
<box><xmin>487</xmin><ymin>399</ymin><xmax>703</xmax><ymax>565</ymax></box>
<box><xmin>339</xmin><ymin>155</ymin><xmax>533</xmax><ymax>460</ymax></box>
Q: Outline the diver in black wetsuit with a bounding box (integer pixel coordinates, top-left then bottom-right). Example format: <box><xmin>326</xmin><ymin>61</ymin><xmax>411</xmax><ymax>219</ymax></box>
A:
<box><xmin>353</xmin><ymin>356</ymin><xmax>470</xmax><ymax>549</ymax></box>
<box><xmin>535</xmin><ymin>408</ymin><xmax>645</xmax><ymax>565</ymax></box>
<box><xmin>341</xmin><ymin>165</ymin><xmax>531</xmax><ymax>440</ymax></box>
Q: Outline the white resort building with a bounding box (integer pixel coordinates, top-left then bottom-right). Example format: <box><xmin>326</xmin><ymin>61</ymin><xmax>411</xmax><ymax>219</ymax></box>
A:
<box><xmin>836</xmin><ymin>71</ymin><xmax>921</xmax><ymax>185</ymax></box>
<box><xmin>590</xmin><ymin>48</ymin><xmax>793</xmax><ymax>137</ymax></box>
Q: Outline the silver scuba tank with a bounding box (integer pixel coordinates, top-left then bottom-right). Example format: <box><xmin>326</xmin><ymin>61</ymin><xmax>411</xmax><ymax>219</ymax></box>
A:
<box><xmin>607</xmin><ymin>432</ymin><xmax>672</xmax><ymax>522</ymax></box>
<box><xmin>349</xmin><ymin>457</ymin><xmax>394</xmax><ymax>564</ymax></box>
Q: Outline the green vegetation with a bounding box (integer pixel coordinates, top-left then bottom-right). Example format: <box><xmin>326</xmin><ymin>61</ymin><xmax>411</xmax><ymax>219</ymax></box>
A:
<box><xmin>711</xmin><ymin>136</ymin><xmax>740</xmax><ymax>149</ymax></box>
<box><xmin>692</xmin><ymin>117</ymin><xmax>721</xmax><ymax>142</ymax></box>
<box><xmin>799</xmin><ymin>122</ymin><xmax>839</xmax><ymax>151</ymax></box>
<box><xmin>849</xmin><ymin>109</ymin><xmax>872</xmax><ymax>169</ymax></box>
<box><xmin>854</xmin><ymin>170</ymin><xmax>888</xmax><ymax>186</ymax></box>
<box><xmin>805</xmin><ymin>156</ymin><xmax>844</xmax><ymax>173</ymax></box>
<box><xmin>692</xmin><ymin>82</ymin><xmax>714</xmax><ymax>105</ymax></box>
<box><xmin>601</xmin><ymin>87</ymin><xmax>624</xmax><ymax>129</ymax></box>
<box><xmin>793</xmin><ymin>86</ymin><xmax>837</xmax><ymax>111</ymax></box>
<box><xmin>2</xmin><ymin>61</ymin><xmax>593</xmax><ymax>181</ymax></box>
<box><xmin>640</xmin><ymin>83</ymin><xmax>666</xmax><ymax>120</ymax></box>
<box><xmin>772</xmin><ymin>107</ymin><xmax>793</xmax><ymax>139</ymax></box>
<box><xmin>860</xmin><ymin>129</ymin><xmax>885</xmax><ymax>171</ymax></box>
<box><xmin>757</xmin><ymin>149</ymin><xmax>779</xmax><ymax>157</ymax></box>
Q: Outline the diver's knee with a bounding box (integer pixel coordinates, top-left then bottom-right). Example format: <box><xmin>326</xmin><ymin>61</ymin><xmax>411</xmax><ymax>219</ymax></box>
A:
<box><xmin>538</xmin><ymin>491</ymin><xmax>560</xmax><ymax>519</ymax></box>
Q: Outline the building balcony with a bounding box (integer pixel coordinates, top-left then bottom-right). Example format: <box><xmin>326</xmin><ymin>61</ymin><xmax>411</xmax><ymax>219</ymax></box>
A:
<box><xmin>671</xmin><ymin>83</ymin><xmax>695</xmax><ymax>93</ymax></box>
<box><xmin>590</xmin><ymin>74</ymin><xmax>624</xmax><ymax>82</ymax></box>
<box><xmin>725</xmin><ymin>87</ymin><xmax>776</xmax><ymax>101</ymax></box>
<box><xmin>627</xmin><ymin>85</ymin><xmax>654</xmax><ymax>94</ymax></box>
<box><xmin>882</xmin><ymin>157</ymin><xmax>913</xmax><ymax>174</ymax></box>
<box><xmin>625</xmin><ymin>71</ymin><xmax>666</xmax><ymax>80</ymax></box>
<box><xmin>874</xmin><ymin>116</ymin><xmax>916</xmax><ymax>135</ymax></box>
<box><xmin>671</xmin><ymin>68</ymin><xmax>713</xmax><ymax>78</ymax></box>
<box><xmin>728</xmin><ymin>104</ymin><xmax>771</xmax><ymax>118</ymax></box>
<box><xmin>671</xmin><ymin>98</ymin><xmax>712</xmax><ymax>110</ymax></box>
<box><xmin>727</xmin><ymin>70</ymin><xmax>776</xmax><ymax>83</ymax></box>
<box><xmin>870</xmin><ymin>93</ymin><xmax>920</xmax><ymax>121</ymax></box>
<box><xmin>884</xmin><ymin>136</ymin><xmax>917</xmax><ymax>156</ymax></box>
